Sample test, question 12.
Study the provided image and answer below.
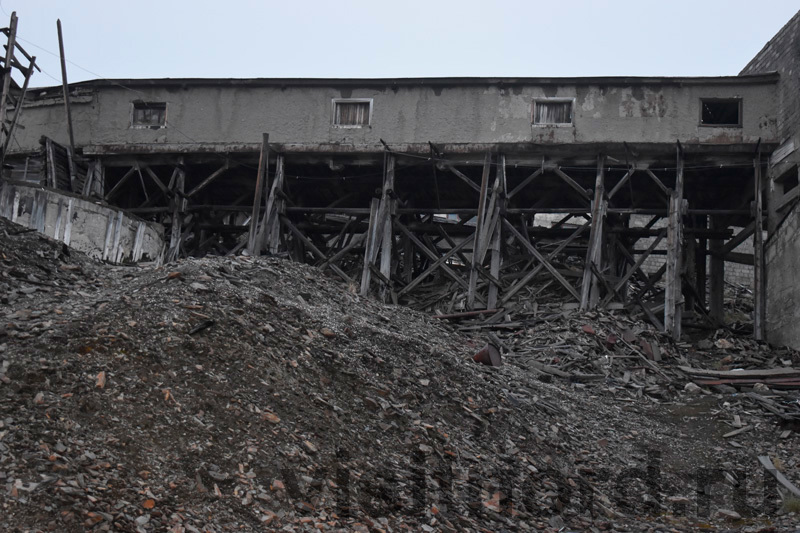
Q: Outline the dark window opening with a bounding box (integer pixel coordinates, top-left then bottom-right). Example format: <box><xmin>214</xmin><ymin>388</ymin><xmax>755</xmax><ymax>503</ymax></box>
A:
<box><xmin>533</xmin><ymin>100</ymin><xmax>573</xmax><ymax>125</ymax></box>
<box><xmin>132</xmin><ymin>102</ymin><xmax>167</xmax><ymax>128</ymax></box>
<box><xmin>778</xmin><ymin>165</ymin><xmax>798</xmax><ymax>194</ymax></box>
<box><xmin>333</xmin><ymin>100</ymin><xmax>371</xmax><ymax>126</ymax></box>
<box><xmin>700</xmin><ymin>99</ymin><xmax>741</xmax><ymax>126</ymax></box>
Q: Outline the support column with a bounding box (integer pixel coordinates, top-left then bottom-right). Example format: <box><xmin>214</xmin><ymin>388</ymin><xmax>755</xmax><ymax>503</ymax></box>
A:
<box><xmin>665</xmin><ymin>144</ymin><xmax>685</xmax><ymax>340</ymax></box>
<box><xmin>166</xmin><ymin>165</ymin><xmax>185</xmax><ymax>263</ymax></box>
<box><xmin>709</xmin><ymin>216</ymin><xmax>725</xmax><ymax>324</ymax></box>
<box><xmin>262</xmin><ymin>154</ymin><xmax>285</xmax><ymax>254</ymax></box>
<box><xmin>246</xmin><ymin>133</ymin><xmax>269</xmax><ymax>255</ymax></box>
<box><xmin>695</xmin><ymin>215</ymin><xmax>707</xmax><ymax>310</ymax></box>
<box><xmin>580</xmin><ymin>155</ymin><xmax>606</xmax><ymax>310</ymax></box>
<box><xmin>379</xmin><ymin>154</ymin><xmax>396</xmax><ymax>302</ymax></box>
<box><xmin>468</xmin><ymin>153</ymin><xmax>492</xmax><ymax>309</ymax></box>
<box><xmin>487</xmin><ymin>154</ymin><xmax>506</xmax><ymax>310</ymax></box>
<box><xmin>753</xmin><ymin>147</ymin><xmax>765</xmax><ymax>340</ymax></box>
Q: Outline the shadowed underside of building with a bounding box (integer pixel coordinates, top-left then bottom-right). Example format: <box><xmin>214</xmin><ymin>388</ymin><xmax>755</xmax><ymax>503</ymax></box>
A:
<box><xmin>7</xmin><ymin>10</ymin><xmax>800</xmax><ymax>344</ymax></box>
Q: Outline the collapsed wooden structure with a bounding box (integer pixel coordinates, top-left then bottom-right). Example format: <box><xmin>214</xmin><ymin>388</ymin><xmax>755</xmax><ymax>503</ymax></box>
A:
<box><xmin>39</xmin><ymin>137</ymin><xmax>765</xmax><ymax>341</ymax></box>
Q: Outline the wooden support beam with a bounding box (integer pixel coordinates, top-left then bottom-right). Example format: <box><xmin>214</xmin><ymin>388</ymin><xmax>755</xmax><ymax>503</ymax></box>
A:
<box><xmin>503</xmin><ymin>218</ymin><xmax>581</xmax><ymax>302</ymax></box>
<box><xmin>0</xmin><ymin>54</ymin><xmax>34</xmax><ymax>167</ymax></box>
<box><xmin>695</xmin><ymin>216</ymin><xmax>707</xmax><ymax>310</ymax></box>
<box><xmin>580</xmin><ymin>155</ymin><xmax>606</xmax><ymax>310</ymax></box>
<box><xmin>553</xmin><ymin>167</ymin><xmax>592</xmax><ymax>205</ymax></box>
<box><xmin>282</xmin><ymin>215</ymin><xmax>351</xmax><ymax>283</ymax></box>
<box><xmin>507</xmin><ymin>167</ymin><xmax>542</xmax><ymax>200</ymax></box>
<box><xmin>487</xmin><ymin>154</ymin><xmax>506</xmax><ymax>310</ymax></box>
<box><xmin>753</xmin><ymin>146</ymin><xmax>765</xmax><ymax>340</ymax></box>
<box><xmin>103</xmin><ymin>166</ymin><xmax>136</xmax><ymax>202</ymax></box>
<box><xmin>709</xmin><ymin>216</ymin><xmax>725</xmax><ymax>323</ymax></box>
<box><xmin>379</xmin><ymin>154</ymin><xmax>396</xmax><ymax>301</ymax></box>
<box><xmin>713</xmin><ymin>221</ymin><xmax>755</xmax><ymax>257</ymax></box>
<box><xmin>395</xmin><ymin>219</ymin><xmax>482</xmax><ymax>302</ymax></box>
<box><xmin>398</xmin><ymin>235</ymin><xmax>471</xmax><ymax>297</ymax></box>
<box><xmin>601</xmin><ymin>228</ymin><xmax>666</xmax><ymax>307</ymax></box>
<box><xmin>166</xmin><ymin>168</ymin><xmax>185</xmax><ymax>263</ymax></box>
<box><xmin>246</xmin><ymin>133</ymin><xmax>269</xmax><ymax>255</ymax></box>
<box><xmin>644</xmin><ymin>169</ymin><xmax>672</xmax><ymax>200</ymax></box>
<box><xmin>142</xmin><ymin>165</ymin><xmax>171</xmax><ymax>196</ymax></box>
<box><xmin>360</xmin><ymin>198</ymin><xmax>381</xmax><ymax>296</ymax></box>
<box><xmin>500</xmin><ymin>221</ymin><xmax>589</xmax><ymax>306</ymax></box>
<box><xmin>262</xmin><ymin>154</ymin><xmax>285</xmax><ymax>254</ymax></box>
<box><xmin>443</xmin><ymin>163</ymin><xmax>482</xmax><ymax>194</ymax></box>
<box><xmin>0</xmin><ymin>12</ymin><xmax>17</xmax><ymax>160</ymax></box>
<box><xmin>664</xmin><ymin>144</ymin><xmax>684</xmax><ymax>340</ymax></box>
<box><xmin>187</xmin><ymin>162</ymin><xmax>229</xmax><ymax>198</ymax></box>
<box><xmin>56</xmin><ymin>19</ymin><xmax>78</xmax><ymax>189</ymax></box>
<box><xmin>607</xmin><ymin>167</ymin><xmax>635</xmax><ymax>200</ymax></box>
<box><xmin>468</xmin><ymin>153</ymin><xmax>492</xmax><ymax>309</ymax></box>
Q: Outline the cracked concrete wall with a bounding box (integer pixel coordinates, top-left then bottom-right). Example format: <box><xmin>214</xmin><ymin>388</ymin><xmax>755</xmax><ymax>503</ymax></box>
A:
<box><xmin>0</xmin><ymin>181</ymin><xmax>164</xmax><ymax>264</ymax></box>
<box><xmin>765</xmin><ymin>202</ymin><xmax>800</xmax><ymax>349</ymax></box>
<box><xmin>15</xmin><ymin>79</ymin><xmax>776</xmax><ymax>152</ymax></box>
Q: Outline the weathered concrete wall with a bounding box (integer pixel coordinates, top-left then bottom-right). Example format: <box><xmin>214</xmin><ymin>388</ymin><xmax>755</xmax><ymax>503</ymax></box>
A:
<box><xmin>0</xmin><ymin>181</ymin><xmax>164</xmax><ymax>264</ymax></box>
<box><xmin>15</xmin><ymin>77</ymin><xmax>777</xmax><ymax>153</ymax></box>
<box><xmin>765</xmin><ymin>201</ymin><xmax>800</xmax><ymax>348</ymax></box>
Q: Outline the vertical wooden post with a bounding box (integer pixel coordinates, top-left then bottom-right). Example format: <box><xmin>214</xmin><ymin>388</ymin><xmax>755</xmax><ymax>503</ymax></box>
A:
<box><xmin>360</xmin><ymin>198</ymin><xmax>381</xmax><ymax>296</ymax></box>
<box><xmin>262</xmin><ymin>153</ymin><xmax>285</xmax><ymax>254</ymax></box>
<box><xmin>247</xmin><ymin>133</ymin><xmax>269</xmax><ymax>255</ymax></box>
<box><xmin>695</xmin><ymin>216</ymin><xmax>707</xmax><ymax>310</ymax></box>
<box><xmin>468</xmin><ymin>153</ymin><xmax>491</xmax><ymax>309</ymax></box>
<box><xmin>580</xmin><ymin>155</ymin><xmax>606</xmax><ymax>310</ymax></box>
<box><xmin>487</xmin><ymin>154</ymin><xmax>506</xmax><ymax>310</ymax></box>
<box><xmin>665</xmin><ymin>144</ymin><xmax>685</xmax><ymax>340</ymax></box>
<box><xmin>709</xmin><ymin>216</ymin><xmax>725</xmax><ymax>323</ymax></box>
<box><xmin>56</xmin><ymin>20</ymin><xmax>77</xmax><ymax>189</ymax></box>
<box><xmin>753</xmin><ymin>146</ymin><xmax>765</xmax><ymax>340</ymax></box>
<box><xmin>0</xmin><ymin>11</ymin><xmax>17</xmax><ymax>163</ymax></box>
<box><xmin>166</xmin><ymin>166</ymin><xmax>185</xmax><ymax>263</ymax></box>
<box><xmin>379</xmin><ymin>154</ymin><xmax>396</xmax><ymax>301</ymax></box>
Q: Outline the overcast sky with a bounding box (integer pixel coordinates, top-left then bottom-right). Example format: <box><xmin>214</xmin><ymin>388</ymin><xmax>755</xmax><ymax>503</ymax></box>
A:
<box><xmin>4</xmin><ymin>0</ymin><xmax>799</xmax><ymax>88</ymax></box>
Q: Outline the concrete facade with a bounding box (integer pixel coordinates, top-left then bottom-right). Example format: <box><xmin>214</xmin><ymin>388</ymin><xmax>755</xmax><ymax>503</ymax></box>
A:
<box><xmin>16</xmin><ymin>76</ymin><xmax>777</xmax><ymax>154</ymax></box>
<box><xmin>0</xmin><ymin>181</ymin><xmax>164</xmax><ymax>264</ymax></box>
<box><xmin>740</xmin><ymin>10</ymin><xmax>800</xmax><ymax>347</ymax></box>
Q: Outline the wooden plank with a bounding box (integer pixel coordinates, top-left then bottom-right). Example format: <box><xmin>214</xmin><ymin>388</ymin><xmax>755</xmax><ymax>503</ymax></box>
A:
<box><xmin>759</xmin><ymin>456</ymin><xmax>800</xmax><ymax>499</ymax></box>
<box><xmin>360</xmin><ymin>198</ymin><xmax>381</xmax><ymax>296</ymax></box>
<box><xmin>379</xmin><ymin>154</ymin><xmax>396</xmax><ymax>300</ymax></box>
<box><xmin>395</xmin><ymin>219</ymin><xmax>480</xmax><ymax>301</ymax></box>
<box><xmin>503</xmin><ymin>219</ymin><xmax>581</xmax><ymax>302</ymax></box>
<box><xmin>553</xmin><ymin>167</ymin><xmax>592</xmax><ymax>204</ymax></box>
<box><xmin>443</xmin><ymin>163</ymin><xmax>482</xmax><ymax>193</ymax></box>
<box><xmin>507</xmin><ymin>167</ymin><xmax>543</xmax><ymax>200</ymax></box>
<box><xmin>644</xmin><ymin>169</ymin><xmax>671</xmax><ymax>199</ymax></box>
<box><xmin>56</xmin><ymin>20</ymin><xmax>77</xmax><ymax>188</ymax></box>
<box><xmin>397</xmin><ymin>237</ymin><xmax>471</xmax><ymax>297</ymax></box>
<box><xmin>166</xmin><ymin>169</ymin><xmax>185</xmax><ymax>262</ymax></box>
<box><xmin>104</xmin><ymin>166</ymin><xmax>137</xmax><ymax>202</ymax></box>
<box><xmin>262</xmin><ymin>154</ymin><xmax>285</xmax><ymax>254</ymax></box>
<box><xmin>0</xmin><ymin>55</ymin><xmax>34</xmax><ymax>166</ymax></box>
<box><xmin>468</xmin><ymin>153</ymin><xmax>491</xmax><ymax>309</ymax></box>
<box><xmin>488</xmin><ymin>154</ymin><xmax>505</xmax><ymax>309</ymax></box>
<box><xmin>282</xmin><ymin>215</ymin><xmax>351</xmax><ymax>283</ymax></box>
<box><xmin>580</xmin><ymin>155</ymin><xmax>606</xmax><ymax>310</ymax></box>
<box><xmin>607</xmin><ymin>167</ymin><xmax>635</xmax><ymax>200</ymax></box>
<box><xmin>186</xmin><ymin>162</ymin><xmax>228</xmax><ymax>198</ymax></box>
<box><xmin>753</xmin><ymin>147</ymin><xmax>765</xmax><ymax>340</ymax></box>
<box><xmin>143</xmin><ymin>165</ymin><xmax>171</xmax><ymax>196</ymax></box>
<box><xmin>709</xmin><ymin>216</ymin><xmax>725</xmax><ymax>323</ymax></box>
<box><xmin>246</xmin><ymin>133</ymin><xmax>269</xmax><ymax>255</ymax></box>
<box><xmin>714</xmin><ymin>221</ymin><xmax>755</xmax><ymax>256</ymax></box>
<box><xmin>0</xmin><ymin>12</ymin><xmax>17</xmax><ymax>165</ymax></box>
<box><xmin>678</xmin><ymin>366</ymin><xmax>800</xmax><ymax>378</ymax></box>
<box><xmin>664</xmin><ymin>144</ymin><xmax>684</xmax><ymax>339</ymax></box>
<box><xmin>500</xmin><ymin>222</ymin><xmax>589</xmax><ymax>305</ymax></box>
<box><xmin>602</xmin><ymin>228</ymin><xmax>666</xmax><ymax>307</ymax></box>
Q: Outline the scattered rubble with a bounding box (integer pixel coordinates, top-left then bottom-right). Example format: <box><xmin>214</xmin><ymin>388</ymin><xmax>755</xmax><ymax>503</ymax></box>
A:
<box><xmin>1</xmin><ymin>215</ymin><xmax>799</xmax><ymax>532</ymax></box>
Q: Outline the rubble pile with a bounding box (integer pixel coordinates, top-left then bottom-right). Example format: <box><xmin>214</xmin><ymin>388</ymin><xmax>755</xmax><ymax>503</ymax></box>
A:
<box><xmin>1</xmin><ymin>216</ymin><xmax>799</xmax><ymax>532</ymax></box>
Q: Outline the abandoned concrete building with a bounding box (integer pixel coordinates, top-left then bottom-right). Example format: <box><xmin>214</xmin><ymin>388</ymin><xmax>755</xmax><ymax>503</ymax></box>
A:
<box><xmin>2</xmin><ymin>10</ymin><xmax>800</xmax><ymax>347</ymax></box>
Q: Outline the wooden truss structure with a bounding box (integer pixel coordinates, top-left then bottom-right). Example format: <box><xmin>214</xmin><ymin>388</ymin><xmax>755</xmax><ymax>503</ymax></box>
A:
<box><xmin>22</xmin><ymin>135</ymin><xmax>768</xmax><ymax>341</ymax></box>
<box><xmin>0</xmin><ymin>11</ymin><xmax>39</xmax><ymax>170</ymax></box>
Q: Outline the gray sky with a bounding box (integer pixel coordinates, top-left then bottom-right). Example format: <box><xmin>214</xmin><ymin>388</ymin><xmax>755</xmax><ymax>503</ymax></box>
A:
<box><xmin>4</xmin><ymin>0</ymin><xmax>799</xmax><ymax>88</ymax></box>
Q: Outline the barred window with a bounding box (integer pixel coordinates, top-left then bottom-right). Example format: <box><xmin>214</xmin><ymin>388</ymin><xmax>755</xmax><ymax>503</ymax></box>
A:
<box><xmin>533</xmin><ymin>99</ymin><xmax>573</xmax><ymax>125</ymax></box>
<box><xmin>332</xmin><ymin>99</ymin><xmax>371</xmax><ymax>127</ymax></box>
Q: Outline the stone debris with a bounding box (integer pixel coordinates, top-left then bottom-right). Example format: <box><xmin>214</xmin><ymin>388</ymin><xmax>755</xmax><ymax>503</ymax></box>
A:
<box><xmin>0</xmin><ymin>216</ymin><xmax>799</xmax><ymax>532</ymax></box>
